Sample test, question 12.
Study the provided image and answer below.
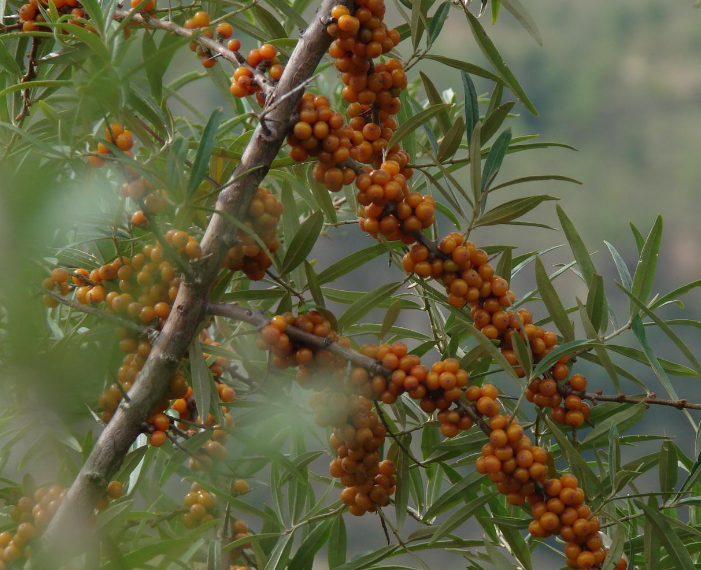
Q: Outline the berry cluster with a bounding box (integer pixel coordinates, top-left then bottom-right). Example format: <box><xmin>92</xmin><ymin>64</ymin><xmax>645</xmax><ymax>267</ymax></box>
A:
<box><xmin>526</xmin><ymin>373</ymin><xmax>590</xmax><ymax>428</ymax></box>
<box><xmin>88</xmin><ymin>122</ymin><xmax>136</xmax><ymax>168</ymax></box>
<box><xmin>230</xmin><ymin>44</ymin><xmax>283</xmax><ymax>103</ymax></box>
<box><xmin>1</xmin><ymin>485</ymin><xmax>69</xmax><ymax>565</ymax></box>
<box><xmin>289</xmin><ymin>93</ymin><xmax>358</xmax><ymax>190</ymax></box>
<box><xmin>222</xmin><ymin>187</ymin><xmax>283</xmax><ymax>280</ymax></box>
<box><xmin>531</xmin><ymin>475</ymin><xmax>626</xmax><ymax>569</ymax></box>
<box><xmin>182</xmin><ymin>482</ymin><xmax>217</xmax><ymax>528</ymax></box>
<box><xmin>17</xmin><ymin>0</ymin><xmax>91</xmax><ymax>33</ymax></box>
<box><xmin>184</xmin><ymin>12</ymin><xmax>237</xmax><ymax>69</ymax></box>
<box><xmin>229</xmin><ymin>516</ymin><xmax>253</xmax><ymax>562</ymax></box>
<box><xmin>358</xmin><ymin>163</ymin><xmax>435</xmax><ymax>243</ymax></box>
<box><xmin>95</xmin><ymin>480</ymin><xmax>125</xmax><ymax>510</ymax></box>
<box><xmin>258</xmin><ymin>310</ymin><xmax>350</xmax><ymax>380</ymax></box>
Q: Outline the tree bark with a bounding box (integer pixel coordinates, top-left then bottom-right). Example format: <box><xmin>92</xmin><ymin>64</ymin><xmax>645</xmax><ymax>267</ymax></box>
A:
<box><xmin>30</xmin><ymin>0</ymin><xmax>349</xmax><ymax>564</ymax></box>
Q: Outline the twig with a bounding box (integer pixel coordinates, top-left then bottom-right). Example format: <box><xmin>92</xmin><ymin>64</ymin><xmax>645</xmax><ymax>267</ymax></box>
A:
<box><xmin>15</xmin><ymin>37</ymin><xmax>40</xmax><ymax>125</ymax></box>
<box><xmin>374</xmin><ymin>401</ymin><xmax>426</xmax><ymax>468</ymax></box>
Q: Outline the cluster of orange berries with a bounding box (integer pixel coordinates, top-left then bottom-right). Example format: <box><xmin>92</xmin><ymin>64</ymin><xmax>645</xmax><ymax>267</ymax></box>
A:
<box><xmin>1</xmin><ymin>485</ymin><xmax>69</xmax><ymax>565</ymax></box>
<box><xmin>184</xmin><ymin>12</ymin><xmax>235</xmax><ymax>69</ymax></box>
<box><xmin>357</xmin><ymin>161</ymin><xmax>434</xmax><ymax>243</ymax></box>
<box><xmin>318</xmin><ymin>394</ymin><xmax>395</xmax><ymax>516</ymax></box>
<box><xmin>288</xmin><ymin>93</ymin><xmax>358</xmax><ymax>190</ymax></box>
<box><xmin>230</xmin><ymin>44</ymin><xmax>283</xmax><ymax>102</ymax></box>
<box><xmin>17</xmin><ymin>0</ymin><xmax>90</xmax><ymax>33</ymax></box>
<box><xmin>526</xmin><ymin>373</ymin><xmax>590</xmax><ymax>428</ymax></box>
<box><xmin>258</xmin><ymin>310</ymin><xmax>350</xmax><ymax>379</ymax></box>
<box><xmin>222</xmin><ymin>187</ymin><xmax>282</xmax><ymax>281</ymax></box>
<box><xmin>228</xmin><ymin>515</ymin><xmax>253</xmax><ymax>561</ymax></box>
<box><xmin>531</xmin><ymin>475</ymin><xmax>626</xmax><ymax>569</ymax></box>
<box><xmin>181</xmin><ymin>482</ymin><xmax>217</xmax><ymax>528</ymax></box>
<box><xmin>88</xmin><ymin>122</ymin><xmax>136</xmax><ymax>168</ymax></box>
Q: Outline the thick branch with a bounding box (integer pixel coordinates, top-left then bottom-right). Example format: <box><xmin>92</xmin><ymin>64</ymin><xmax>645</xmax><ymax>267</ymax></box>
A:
<box><xmin>32</xmin><ymin>1</ymin><xmax>347</xmax><ymax>564</ymax></box>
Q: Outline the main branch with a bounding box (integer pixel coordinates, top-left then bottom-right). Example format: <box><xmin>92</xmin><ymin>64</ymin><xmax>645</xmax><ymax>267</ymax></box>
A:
<box><xmin>31</xmin><ymin>1</ymin><xmax>348</xmax><ymax>564</ymax></box>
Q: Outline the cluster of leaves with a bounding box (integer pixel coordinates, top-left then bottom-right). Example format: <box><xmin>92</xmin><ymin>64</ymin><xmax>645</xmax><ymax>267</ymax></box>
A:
<box><xmin>0</xmin><ymin>0</ymin><xmax>700</xmax><ymax>569</ymax></box>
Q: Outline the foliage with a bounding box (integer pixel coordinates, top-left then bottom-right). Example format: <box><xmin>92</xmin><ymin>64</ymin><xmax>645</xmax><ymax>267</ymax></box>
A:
<box><xmin>0</xmin><ymin>0</ymin><xmax>700</xmax><ymax>569</ymax></box>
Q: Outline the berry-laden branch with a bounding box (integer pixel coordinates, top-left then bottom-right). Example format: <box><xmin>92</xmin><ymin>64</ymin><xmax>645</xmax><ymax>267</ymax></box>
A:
<box><xmin>30</xmin><ymin>0</ymin><xmax>350</xmax><ymax>564</ymax></box>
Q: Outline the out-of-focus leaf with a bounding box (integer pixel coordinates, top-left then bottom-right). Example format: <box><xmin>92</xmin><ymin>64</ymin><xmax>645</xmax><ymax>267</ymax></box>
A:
<box><xmin>207</xmin><ymin>540</ymin><xmax>221</xmax><ymax>570</ymax></box>
<box><xmin>289</xmin><ymin>519</ymin><xmax>332</xmax><ymax>568</ymax></box>
<box><xmin>543</xmin><ymin>415</ymin><xmax>599</xmax><ymax>489</ymax></box>
<box><xmin>500</xmin><ymin>0</ymin><xmax>542</xmax><ymax>45</ymax></box>
<box><xmin>328</xmin><ymin>515</ymin><xmax>347</xmax><ymax>569</ymax></box>
<box><xmin>490</xmin><ymin>174</ymin><xmax>582</xmax><ymax>192</ymax></box>
<box><xmin>465</xmin><ymin>12</ymin><xmax>538</xmax><ymax>115</ymax></box>
<box><xmin>420</xmin><ymin>72</ymin><xmax>451</xmax><ymax>134</ymax></box>
<box><xmin>189</xmin><ymin>340</ymin><xmax>212</xmax><ymax>429</ymax></box>
<box><xmin>470</xmin><ymin>122</ymin><xmax>482</xmax><ymax>208</ymax></box>
<box><xmin>265</xmin><ymin>0</ymin><xmax>307</xmax><ymax>28</ymax></box>
<box><xmin>460</xmin><ymin>322</ymin><xmax>520</xmax><ymax>383</ymax></box>
<box><xmin>380</xmin><ymin>300</ymin><xmax>402</xmax><ymax>341</ymax></box>
<box><xmin>188</xmin><ymin>108</ymin><xmax>222</xmax><ymax>197</ymax></box>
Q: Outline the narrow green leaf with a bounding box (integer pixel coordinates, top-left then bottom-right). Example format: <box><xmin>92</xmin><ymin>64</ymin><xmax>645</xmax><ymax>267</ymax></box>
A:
<box><xmin>480</xmin><ymin>128</ymin><xmax>512</xmax><ymax>193</ymax></box>
<box><xmin>428</xmin><ymin>492</ymin><xmax>498</xmax><ymax>545</ymax></box>
<box><xmin>534</xmin><ymin>257</ymin><xmax>575</xmax><ymax>341</ymax></box>
<box><xmin>265</xmin><ymin>0</ymin><xmax>307</xmax><ymax>28</ymax></box>
<box><xmin>576</xmin><ymin>299</ymin><xmax>619</xmax><ymax>392</ymax></box>
<box><xmin>630</xmin><ymin>221</ymin><xmax>645</xmax><ymax>254</ymax></box>
<box><xmin>481</xmin><ymin>102</ymin><xmax>515</xmax><ymax>143</ymax></box>
<box><xmin>420</xmin><ymin>72</ymin><xmax>451</xmax><ymax>134</ymax></box>
<box><xmin>556</xmin><ymin>205</ymin><xmax>596</xmax><ymax>285</ymax></box>
<box><xmin>436</xmin><ymin>116</ymin><xmax>465</xmax><ymax>161</ymax></box>
<box><xmin>607</xmin><ymin>342</ymin><xmax>697</xmax><ymax>377</ymax></box>
<box><xmin>289</xmin><ymin>519</ymin><xmax>332</xmax><ymax>568</ymax></box>
<box><xmin>207</xmin><ymin>540</ymin><xmax>221</xmax><ymax>570</ymax></box>
<box><xmin>304</xmin><ymin>261</ymin><xmax>325</xmax><ymax>308</ymax></box>
<box><xmin>476</xmin><ymin>195</ymin><xmax>557</xmax><ymax>227</ymax></box>
<box><xmin>428</xmin><ymin>2</ymin><xmax>451</xmax><ymax>43</ymax></box>
<box><xmin>659</xmin><ymin>440</ymin><xmax>678</xmax><ymax>494</ymax></box>
<box><xmin>542</xmin><ymin>415</ymin><xmax>599</xmax><ymax>489</ymax></box>
<box><xmin>380</xmin><ymin>300</ymin><xmax>402</xmax><ymax>341</ymax></box>
<box><xmin>470</xmin><ymin>122</ymin><xmax>482</xmax><ymax>208</ymax></box>
<box><xmin>386</xmin><ymin>103</ymin><xmax>452</xmax><ymax>150</ymax></box>
<box><xmin>651</xmin><ymin>279</ymin><xmax>701</xmax><ymax>310</ymax></box>
<box><xmin>462</xmin><ymin>72</ymin><xmax>479</xmax><ymax>147</ymax></box>
<box><xmin>600</xmin><ymin>524</ymin><xmax>625</xmax><ymax>570</ymax></box>
<box><xmin>188</xmin><ymin>108</ymin><xmax>222</xmax><ymax>197</ymax></box>
<box><xmin>500</xmin><ymin>0</ymin><xmax>542</xmax><ymax>45</ymax></box>
<box><xmin>638</xmin><ymin>502</ymin><xmax>695</xmax><ymax>570</ymax></box>
<box><xmin>280</xmin><ymin>210</ymin><xmax>324</xmax><ymax>275</ymax></box>
<box><xmin>395</xmin><ymin>438</ymin><xmax>410</xmax><ymax>529</ymax></box>
<box><xmin>424</xmin><ymin>54</ymin><xmax>504</xmax><ymax>84</ymax></box>
<box><xmin>328</xmin><ymin>515</ymin><xmax>347</xmax><ymax>569</ymax></box>
<box><xmin>189</xmin><ymin>340</ymin><xmax>211</xmax><ymax>429</ymax></box>
<box><xmin>580</xmin><ymin>403</ymin><xmax>646</xmax><ymax>445</ymax></box>
<box><xmin>586</xmin><ymin>273</ymin><xmax>606</xmax><ymax>334</ymax></box>
<box><xmin>511</xmin><ymin>331</ymin><xmax>532</xmax><ymax>378</ymax></box>
<box><xmin>465</xmin><ymin>12</ymin><xmax>538</xmax><ymax>115</ymax></box>
<box><xmin>337</xmin><ymin>282</ymin><xmax>402</xmax><ymax>332</ymax></box>
<box><xmin>490</xmin><ymin>174</ymin><xmax>582</xmax><ymax>193</ymax></box>
<box><xmin>629</xmin><ymin>215</ymin><xmax>663</xmax><ymax>316</ymax></box>
<box><xmin>334</xmin><ymin>545</ymin><xmax>398</xmax><ymax>570</ymax></box>
<box><xmin>608</xmin><ymin>422</ymin><xmax>620</xmax><ymax>493</ymax></box>
<box><xmin>0</xmin><ymin>41</ymin><xmax>21</xmax><ymax>76</ymax></box>
<box><xmin>618</xmin><ymin>283</ymin><xmax>701</xmax><ymax>376</ymax></box>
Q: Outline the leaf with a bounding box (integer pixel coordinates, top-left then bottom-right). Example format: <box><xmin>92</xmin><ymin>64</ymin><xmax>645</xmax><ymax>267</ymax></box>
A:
<box><xmin>480</xmin><ymin>102</ymin><xmax>516</xmax><ymax>144</ymax></box>
<box><xmin>436</xmin><ymin>116</ymin><xmax>465</xmax><ymax>161</ymax></box>
<box><xmin>420</xmin><ymin>72</ymin><xmax>451</xmax><ymax>134</ymax></box>
<box><xmin>424</xmin><ymin>55</ymin><xmax>505</xmax><ymax>85</ymax></box>
<box><xmin>428</xmin><ymin>492</ymin><xmax>498</xmax><ymax>544</ymax></box>
<box><xmin>189</xmin><ymin>340</ymin><xmax>211</xmax><ymax>429</ymax></box>
<box><xmin>386</xmin><ymin>103</ymin><xmax>452</xmax><ymax>150</ymax></box>
<box><xmin>470</xmin><ymin>122</ymin><xmax>482</xmax><ymax>209</ymax></box>
<box><xmin>317</xmin><ymin>243</ymin><xmax>397</xmax><ymax>285</ymax></box>
<box><xmin>630</xmin><ymin>221</ymin><xmax>645</xmax><ymax>253</ymax></box>
<box><xmin>462</xmin><ymin>72</ymin><xmax>479</xmax><ymax>147</ymax></box>
<box><xmin>659</xmin><ymin>440</ymin><xmax>678</xmax><ymax>495</ymax></box>
<box><xmin>542</xmin><ymin>415</ymin><xmax>599</xmax><ymax>489</ymax></box>
<box><xmin>618</xmin><ymin>283</ymin><xmax>701</xmax><ymax>376</ymax></box>
<box><xmin>465</xmin><ymin>12</ymin><xmax>538</xmax><ymax>115</ymax></box>
<box><xmin>304</xmin><ymin>261</ymin><xmax>325</xmax><ymax>309</ymax></box>
<box><xmin>380</xmin><ymin>300</ymin><xmax>402</xmax><ymax>341</ymax></box>
<box><xmin>600</xmin><ymin>523</ymin><xmax>626</xmax><ymax>570</ymax></box>
<box><xmin>265</xmin><ymin>0</ymin><xmax>307</xmax><ymax>28</ymax></box>
<box><xmin>490</xmin><ymin>174</ymin><xmax>582</xmax><ymax>192</ymax></box>
<box><xmin>534</xmin><ymin>257</ymin><xmax>575</xmax><ymax>341</ymax></box>
<box><xmin>651</xmin><ymin>279</ymin><xmax>701</xmax><ymax>310</ymax></box>
<box><xmin>188</xmin><ymin>108</ymin><xmax>222</xmax><ymax>197</ymax></box>
<box><xmin>607</xmin><ymin>343</ymin><xmax>697</xmax><ymax>377</ymax></box>
<box><xmin>280</xmin><ymin>210</ymin><xmax>324</xmax><ymax>275</ymax></box>
<box><xmin>327</xmin><ymin>515</ymin><xmax>347</xmax><ymax>569</ymax></box>
<box><xmin>511</xmin><ymin>331</ymin><xmax>532</xmax><ymax>378</ymax></box>
<box><xmin>334</xmin><ymin>545</ymin><xmax>398</xmax><ymax>570</ymax></box>
<box><xmin>484</xmin><ymin>538</ymin><xmax>519</xmax><ymax>570</ymax></box>
<box><xmin>608</xmin><ymin>422</ymin><xmax>620</xmax><ymax>494</ymax></box>
<box><xmin>556</xmin><ymin>205</ymin><xmax>596</xmax><ymax>286</ymax></box>
<box><xmin>586</xmin><ymin>273</ymin><xmax>607</xmax><ymax>334</ymax></box>
<box><xmin>394</xmin><ymin>438</ymin><xmax>410</xmax><ymax>529</ymax></box>
<box><xmin>289</xmin><ymin>519</ymin><xmax>332</xmax><ymax>568</ymax></box>
<box><xmin>429</xmin><ymin>2</ymin><xmax>451</xmax><ymax>44</ymax></box>
<box><xmin>500</xmin><ymin>0</ymin><xmax>542</xmax><ymax>45</ymax></box>
<box><xmin>638</xmin><ymin>502</ymin><xmax>695</xmax><ymax>570</ymax></box>
<box><xmin>475</xmin><ymin>195</ymin><xmax>558</xmax><ymax>227</ymax></box>
<box><xmin>530</xmin><ymin>339</ymin><xmax>594</xmax><ymax>379</ymax></box>
<box><xmin>337</xmin><ymin>282</ymin><xmax>402</xmax><ymax>332</ymax></box>
<box><xmin>629</xmin><ymin>215</ymin><xmax>663</xmax><ymax>316</ymax></box>
<box><xmin>576</xmin><ymin>300</ymin><xmax>620</xmax><ymax>392</ymax></box>
<box><xmin>207</xmin><ymin>540</ymin><xmax>221</xmax><ymax>570</ymax></box>
<box><xmin>480</xmin><ymin>128</ymin><xmax>512</xmax><ymax>193</ymax></box>
<box><xmin>0</xmin><ymin>41</ymin><xmax>21</xmax><ymax>77</ymax></box>
<box><xmin>580</xmin><ymin>403</ymin><xmax>646</xmax><ymax>445</ymax></box>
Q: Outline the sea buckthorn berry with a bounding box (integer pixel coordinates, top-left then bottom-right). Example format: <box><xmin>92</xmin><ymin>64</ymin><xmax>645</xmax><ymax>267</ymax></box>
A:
<box><xmin>149</xmin><ymin>430</ymin><xmax>167</xmax><ymax>447</ymax></box>
<box><xmin>216</xmin><ymin>22</ymin><xmax>233</xmax><ymax>38</ymax></box>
